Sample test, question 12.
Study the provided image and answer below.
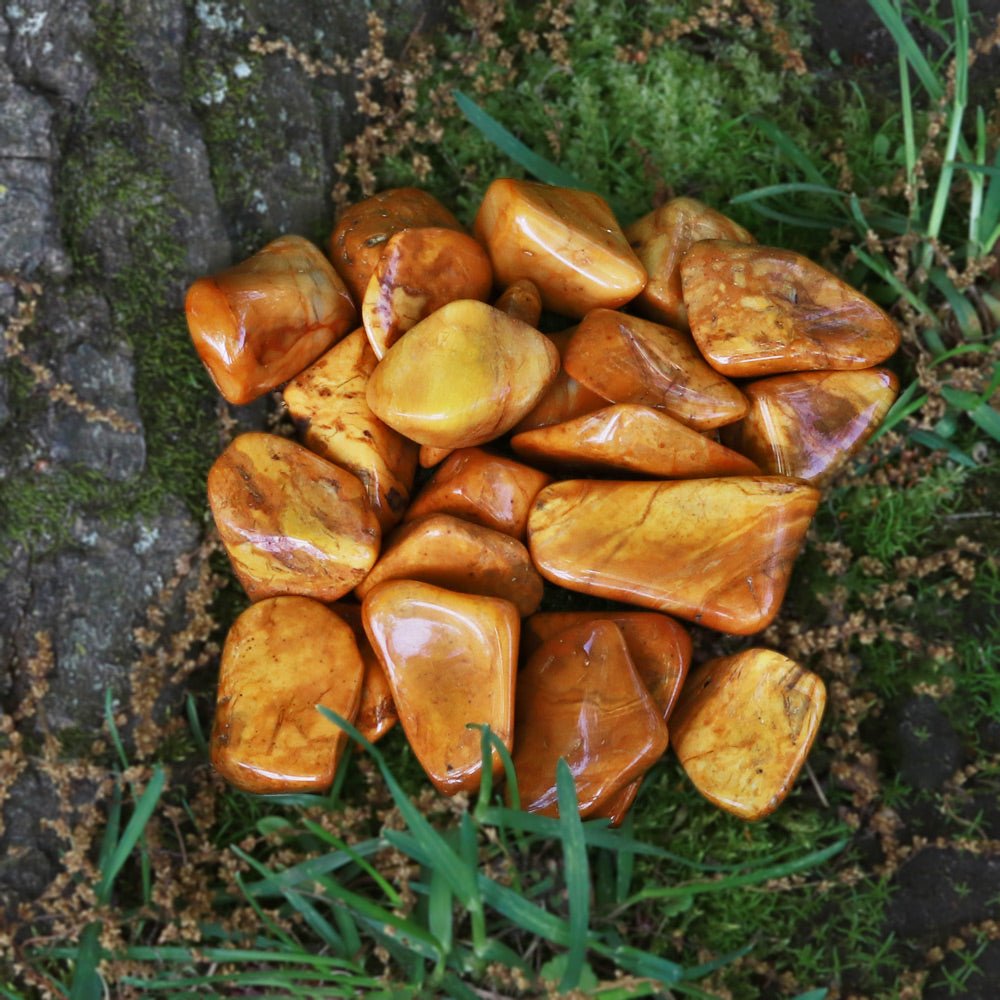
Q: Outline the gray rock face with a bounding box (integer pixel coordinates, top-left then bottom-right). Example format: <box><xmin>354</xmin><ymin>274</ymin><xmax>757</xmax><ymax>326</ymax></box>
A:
<box><xmin>894</xmin><ymin>696</ymin><xmax>963</xmax><ymax>791</ymax></box>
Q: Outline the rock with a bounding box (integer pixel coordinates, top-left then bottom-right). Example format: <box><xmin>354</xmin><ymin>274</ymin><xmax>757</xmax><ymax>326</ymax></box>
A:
<box><xmin>670</xmin><ymin>648</ymin><xmax>826</xmax><ymax>820</ymax></box>
<box><xmin>362</xmin><ymin>580</ymin><xmax>519</xmax><ymax>795</ymax></box>
<box><xmin>211</xmin><ymin>596</ymin><xmax>364</xmax><ymax>793</ymax></box>
<box><xmin>494</xmin><ymin>278</ymin><xmax>542</xmax><ymax>327</ymax></box>
<box><xmin>895</xmin><ymin>695</ymin><xmax>963</xmax><ymax>791</ymax></box>
<box><xmin>120</xmin><ymin>0</ymin><xmax>187</xmax><ymax>98</ymax></box>
<box><xmin>474</xmin><ymin>178</ymin><xmax>646</xmax><ymax>317</ymax></box>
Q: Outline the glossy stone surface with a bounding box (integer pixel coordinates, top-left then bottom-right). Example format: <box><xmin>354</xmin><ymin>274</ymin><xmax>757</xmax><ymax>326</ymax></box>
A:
<box><xmin>355</xmin><ymin>513</ymin><xmax>544</xmax><ymax>617</ymax></box>
<box><xmin>721</xmin><ymin>368</ymin><xmax>899</xmax><ymax>485</ymax></box>
<box><xmin>419</xmin><ymin>445</ymin><xmax>454</xmax><ymax>468</ymax></box>
<box><xmin>283</xmin><ymin>329</ymin><xmax>418</xmax><ymax>531</ymax></box>
<box><xmin>208</xmin><ymin>432</ymin><xmax>380</xmax><ymax>602</ymax></box>
<box><xmin>404</xmin><ymin>447</ymin><xmax>553</xmax><ymax>540</ymax></box>
<box><xmin>328</xmin><ymin>187</ymin><xmax>462</xmax><ymax>305</ymax></box>
<box><xmin>361</xmin><ymin>227</ymin><xmax>493</xmax><ymax>359</ymax></box>
<box><xmin>512</xmin><ymin>328</ymin><xmax>606</xmax><ymax>434</ymax></box>
<box><xmin>362</xmin><ymin>581</ymin><xmax>519</xmax><ymax>795</ymax></box>
<box><xmin>494</xmin><ymin>278</ymin><xmax>543</xmax><ymax>327</ymax></box>
<box><xmin>563</xmin><ymin>309</ymin><xmax>747</xmax><ymax>430</ymax></box>
<box><xmin>512</xmin><ymin>621</ymin><xmax>668</xmax><ymax>816</ymax></box>
<box><xmin>474</xmin><ymin>178</ymin><xmax>646</xmax><ymax>318</ymax></box>
<box><xmin>511</xmin><ymin>403</ymin><xmax>761</xmax><ymax>479</ymax></box>
<box><xmin>670</xmin><ymin>648</ymin><xmax>826</xmax><ymax>820</ymax></box>
<box><xmin>186</xmin><ymin>235</ymin><xmax>356</xmax><ymax>405</ymax></box>
<box><xmin>528</xmin><ymin>477</ymin><xmax>820</xmax><ymax>634</ymax></box>
<box><xmin>211</xmin><ymin>597</ymin><xmax>364</xmax><ymax>793</ymax></box>
<box><xmin>626</xmin><ymin>196</ymin><xmax>754</xmax><ymax>329</ymax></box>
<box><xmin>366</xmin><ymin>300</ymin><xmax>559</xmax><ymax>448</ymax></box>
<box><xmin>681</xmin><ymin>240</ymin><xmax>901</xmax><ymax>376</ymax></box>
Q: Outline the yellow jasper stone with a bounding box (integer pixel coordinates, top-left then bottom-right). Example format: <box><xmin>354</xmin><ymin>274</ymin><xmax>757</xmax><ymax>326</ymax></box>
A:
<box><xmin>208</xmin><ymin>432</ymin><xmax>381</xmax><ymax>602</ymax></box>
<box><xmin>670</xmin><ymin>648</ymin><xmax>826</xmax><ymax>820</ymax></box>
<box><xmin>494</xmin><ymin>278</ymin><xmax>543</xmax><ymax>327</ymax></box>
<box><xmin>211</xmin><ymin>596</ymin><xmax>364</xmax><ymax>793</ymax></box>
<box><xmin>366</xmin><ymin>300</ymin><xmax>559</xmax><ymax>448</ymax></box>
<box><xmin>474</xmin><ymin>178</ymin><xmax>646</xmax><ymax>318</ymax></box>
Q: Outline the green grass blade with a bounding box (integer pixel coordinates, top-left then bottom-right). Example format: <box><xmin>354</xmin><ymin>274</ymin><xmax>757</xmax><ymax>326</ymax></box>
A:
<box><xmin>300</xmin><ymin>821</ymin><xmax>402</xmax><ymax>907</ymax></box>
<box><xmin>452</xmin><ymin>90</ymin><xmax>589</xmax><ymax>191</ymax></box>
<box><xmin>790</xmin><ymin>990</ymin><xmax>829</xmax><ymax>1000</ymax></box>
<box><xmin>967</xmin><ymin>403</ymin><xmax>1000</xmax><ymax>442</ymax></box>
<box><xmin>104</xmin><ymin>688</ymin><xmax>129</xmax><ymax>770</ymax></box>
<box><xmin>593</xmin><ymin>942</ymin><xmax>683</xmax><ymax>985</ymax></box>
<box><xmin>940</xmin><ymin>385</ymin><xmax>983</xmax><ymax>411</ymax></box>
<box><xmin>184</xmin><ymin>693</ymin><xmax>207</xmax><ymax>755</ymax></box>
<box><xmin>96</xmin><ymin>781</ymin><xmax>123</xmax><ymax>875</ymax></box>
<box><xmin>748</xmin><ymin>116</ymin><xmax>829</xmax><ymax>185</ymax></box>
<box><xmin>478</xmin><ymin>873</ymin><xmax>576</xmax><ymax>946</ymax></box>
<box><xmin>974</xmin><ymin>149</ymin><xmax>1000</xmax><ymax>252</ymax></box>
<box><xmin>680</xmin><ymin>944</ymin><xmax>754</xmax><ymax>979</ymax></box>
<box><xmin>743</xmin><ymin>203</ymin><xmax>842</xmax><ymax>230</ymax></box>
<box><xmin>68</xmin><ymin>922</ymin><xmax>103</xmax><ymax>1000</ymax></box>
<box><xmin>282</xmin><ymin>888</ymin><xmax>347</xmax><ymax>953</ymax></box>
<box><xmin>869</xmin><ymin>379</ymin><xmax>929</xmax><ymax>441</ymax></box>
<box><xmin>928</xmin><ymin>268</ymin><xmax>982</xmax><ymax>338</ymax></box>
<box><xmin>241</xmin><ymin>837</ymin><xmax>385</xmax><ymax>898</ymax></box>
<box><xmin>851</xmin><ymin>246</ymin><xmax>937</xmax><ymax>322</ymax></box>
<box><xmin>556</xmin><ymin>759</ymin><xmax>590</xmax><ymax>991</ymax></box>
<box><xmin>96</xmin><ymin>765</ymin><xmax>166</xmax><ymax>904</ymax></box>
<box><xmin>615</xmin><ymin>812</ymin><xmax>636</xmax><ymax>904</ymax></box>
<box><xmin>730</xmin><ymin>182</ymin><xmax>845</xmax><ymax>203</ymax></box>
<box><xmin>907</xmin><ymin>428</ymin><xmax>979</xmax><ymax>466</ymax></box>
<box><xmin>427</xmin><ymin>868</ymin><xmax>454</xmax><ymax>956</ymax></box>
<box><xmin>867</xmin><ymin>0</ymin><xmax>943</xmax><ymax>101</ymax></box>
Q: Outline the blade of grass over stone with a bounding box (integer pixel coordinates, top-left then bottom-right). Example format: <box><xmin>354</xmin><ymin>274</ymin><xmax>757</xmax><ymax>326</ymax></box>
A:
<box><xmin>104</xmin><ymin>688</ymin><xmax>130</xmax><ymax>770</ymax></box>
<box><xmin>556</xmin><ymin>759</ymin><xmax>590</xmax><ymax>991</ymax></box>
<box><xmin>869</xmin><ymin>378</ymin><xmax>928</xmax><ymax>441</ymax></box>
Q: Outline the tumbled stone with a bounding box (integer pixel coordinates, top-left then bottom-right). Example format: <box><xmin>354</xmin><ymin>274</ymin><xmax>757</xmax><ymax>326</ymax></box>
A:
<box><xmin>361</xmin><ymin>227</ymin><xmax>493</xmax><ymax>359</ymax></box>
<box><xmin>626</xmin><ymin>196</ymin><xmax>754</xmax><ymax>329</ymax></box>
<box><xmin>511</xmin><ymin>328</ymin><xmax>606</xmax><ymax>434</ymax></box>
<box><xmin>404</xmin><ymin>447</ymin><xmax>553</xmax><ymax>540</ymax></box>
<box><xmin>511</xmin><ymin>403</ymin><xmax>761</xmax><ymax>478</ymax></box>
<box><xmin>283</xmin><ymin>328</ymin><xmax>418</xmax><ymax>531</ymax></box>
<box><xmin>419</xmin><ymin>445</ymin><xmax>454</xmax><ymax>468</ymax></box>
<box><xmin>328</xmin><ymin>187</ymin><xmax>463</xmax><ymax>305</ymax></box>
<box><xmin>670</xmin><ymin>648</ymin><xmax>826</xmax><ymax>820</ymax></box>
<box><xmin>355</xmin><ymin>514</ymin><xmax>544</xmax><ymax>616</ymax></box>
<box><xmin>681</xmin><ymin>240</ymin><xmax>901</xmax><ymax>376</ymax></box>
<box><xmin>185</xmin><ymin>235</ymin><xmax>356</xmax><ymax>405</ymax></box>
<box><xmin>563</xmin><ymin>309</ymin><xmax>748</xmax><ymax>430</ymax></box>
<box><xmin>528</xmin><ymin>477</ymin><xmax>819</xmax><ymax>634</ymax></box>
<box><xmin>512</xmin><ymin>621</ymin><xmax>668</xmax><ymax>816</ymax></box>
<box><xmin>474</xmin><ymin>178</ymin><xmax>646</xmax><ymax>317</ymax></box>
<box><xmin>208</xmin><ymin>432</ymin><xmax>380</xmax><ymax>602</ymax></box>
<box><xmin>362</xmin><ymin>580</ymin><xmax>519</xmax><ymax>795</ymax></box>
<box><xmin>366</xmin><ymin>300</ymin><xmax>559</xmax><ymax>448</ymax></box>
<box><xmin>721</xmin><ymin>368</ymin><xmax>899</xmax><ymax>484</ymax></box>
<box><xmin>211</xmin><ymin>597</ymin><xmax>364</xmax><ymax>793</ymax></box>
<box><xmin>494</xmin><ymin>278</ymin><xmax>543</xmax><ymax>327</ymax></box>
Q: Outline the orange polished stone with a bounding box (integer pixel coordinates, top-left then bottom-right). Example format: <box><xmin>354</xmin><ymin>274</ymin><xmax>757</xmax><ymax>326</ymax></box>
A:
<box><xmin>208</xmin><ymin>432</ymin><xmax>380</xmax><ymax>602</ymax></box>
<box><xmin>626</xmin><ymin>196</ymin><xmax>754</xmax><ymax>329</ymax></box>
<box><xmin>528</xmin><ymin>477</ymin><xmax>820</xmax><ymax>634</ymax></box>
<box><xmin>185</xmin><ymin>235</ymin><xmax>356</xmax><ymax>405</ymax></box>
<box><xmin>681</xmin><ymin>240</ymin><xmax>901</xmax><ymax>376</ymax></box>
<box><xmin>494</xmin><ymin>278</ymin><xmax>543</xmax><ymax>327</ymax></box>
<box><xmin>474</xmin><ymin>178</ymin><xmax>646</xmax><ymax>318</ymax></box>
<box><xmin>328</xmin><ymin>188</ymin><xmax>463</xmax><ymax>306</ymax></box>
<box><xmin>721</xmin><ymin>368</ymin><xmax>899</xmax><ymax>485</ymax></box>
<box><xmin>670</xmin><ymin>648</ymin><xmax>826</xmax><ymax>820</ymax></box>
<box><xmin>563</xmin><ymin>310</ymin><xmax>748</xmax><ymax>431</ymax></box>
<box><xmin>361</xmin><ymin>227</ymin><xmax>493</xmax><ymax>359</ymax></box>
<box><xmin>404</xmin><ymin>447</ymin><xmax>553</xmax><ymax>540</ymax></box>
<box><xmin>362</xmin><ymin>580</ymin><xmax>519</xmax><ymax>795</ymax></box>
<box><xmin>366</xmin><ymin>300</ymin><xmax>559</xmax><ymax>448</ymax></box>
<box><xmin>512</xmin><ymin>621</ymin><xmax>668</xmax><ymax>816</ymax></box>
<box><xmin>355</xmin><ymin>513</ymin><xmax>544</xmax><ymax>616</ymax></box>
<box><xmin>512</xmin><ymin>403</ymin><xmax>762</xmax><ymax>479</ymax></box>
<box><xmin>283</xmin><ymin>329</ymin><xmax>418</xmax><ymax>531</ymax></box>
<box><xmin>512</xmin><ymin>328</ymin><xmax>606</xmax><ymax>434</ymax></box>
<box><xmin>419</xmin><ymin>445</ymin><xmax>453</xmax><ymax>468</ymax></box>
<box><xmin>211</xmin><ymin>596</ymin><xmax>364</xmax><ymax>793</ymax></box>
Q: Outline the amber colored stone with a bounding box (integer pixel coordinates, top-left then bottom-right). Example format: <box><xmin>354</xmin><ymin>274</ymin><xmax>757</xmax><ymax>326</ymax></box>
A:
<box><xmin>512</xmin><ymin>403</ymin><xmax>761</xmax><ymax>479</ymax></box>
<box><xmin>356</xmin><ymin>514</ymin><xmax>544</xmax><ymax>616</ymax></box>
<box><xmin>211</xmin><ymin>597</ymin><xmax>364</xmax><ymax>793</ymax></box>
<box><xmin>626</xmin><ymin>196</ymin><xmax>754</xmax><ymax>329</ymax></box>
<box><xmin>362</xmin><ymin>580</ymin><xmax>519</xmax><ymax>795</ymax></box>
<box><xmin>185</xmin><ymin>235</ymin><xmax>356</xmax><ymax>405</ymax></box>
<box><xmin>328</xmin><ymin>188</ymin><xmax>463</xmax><ymax>306</ymax></box>
<box><xmin>366</xmin><ymin>300</ymin><xmax>560</xmax><ymax>448</ymax></box>
<box><xmin>681</xmin><ymin>240</ymin><xmax>901</xmax><ymax>376</ymax></box>
<box><xmin>208</xmin><ymin>432</ymin><xmax>380</xmax><ymax>602</ymax></box>
<box><xmin>419</xmin><ymin>445</ymin><xmax>454</xmax><ymax>468</ymax></box>
<box><xmin>474</xmin><ymin>178</ymin><xmax>646</xmax><ymax>318</ymax></box>
<box><xmin>721</xmin><ymin>368</ymin><xmax>899</xmax><ymax>485</ymax></box>
<box><xmin>512</xmin><ymin>621</ymin><xmax>668</xmax><ymax>816</ymax></box>
<box><xmin>563</xmin><ymin>310</ymin><xmax>748</xmax><ymax>431</ymax></box>
<box><xmin>361</xmin><ymin>227</ymin><xmax>493</xmax><ymax>359</ymax></box>
<box><xmin>494</xmin><ymin>278</ymin><xmax>543</xmax><ymax>327</ymax></box>
<box><xmin>511</xmin><ymin>328</ymin><xmax>606</xmax><ymax>434</ymax></box>
<box><xmin>283</xmin><ymin>329</ymin><xmax>418</xmax><ymax>531</ymax></box>
<box><xmin>528</xmin><ymin>477</ymin><xmax>819</xmax><ymax>635</ymax></box>
<box><xmin>670</xmin><ymin>648</ymin><xmax>826</xmax><ymax>820</ymax></box>
<box><xmin>404</xmin><ymin>447</ymin><xmax>553</xmax><ymax>540</ymax></box>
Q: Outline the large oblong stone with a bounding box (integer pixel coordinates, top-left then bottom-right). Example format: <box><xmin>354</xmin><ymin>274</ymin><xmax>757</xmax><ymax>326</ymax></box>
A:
<box><xmin>208</xmin><ymin>432</ymin><xmax>380</xmax><ymax>602</ymax></box>
<box><xmin>681</xmin><ymin>240</ymin><xmax>901</xmax><ymax>376</ymax></box>
<box><xmin>670</xmin><ymin>648</ymin><xmax>826</xmax><ymax>820</ymax></box>
<box><xmin>528</xmin><ymin>477</ymin><xmax>819</xmax><ymax>634</ymax></box>
<box><xmin>366</xmin><ymin>300</ymin><xmax>559</xmax><ymax>448</ymax></box>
